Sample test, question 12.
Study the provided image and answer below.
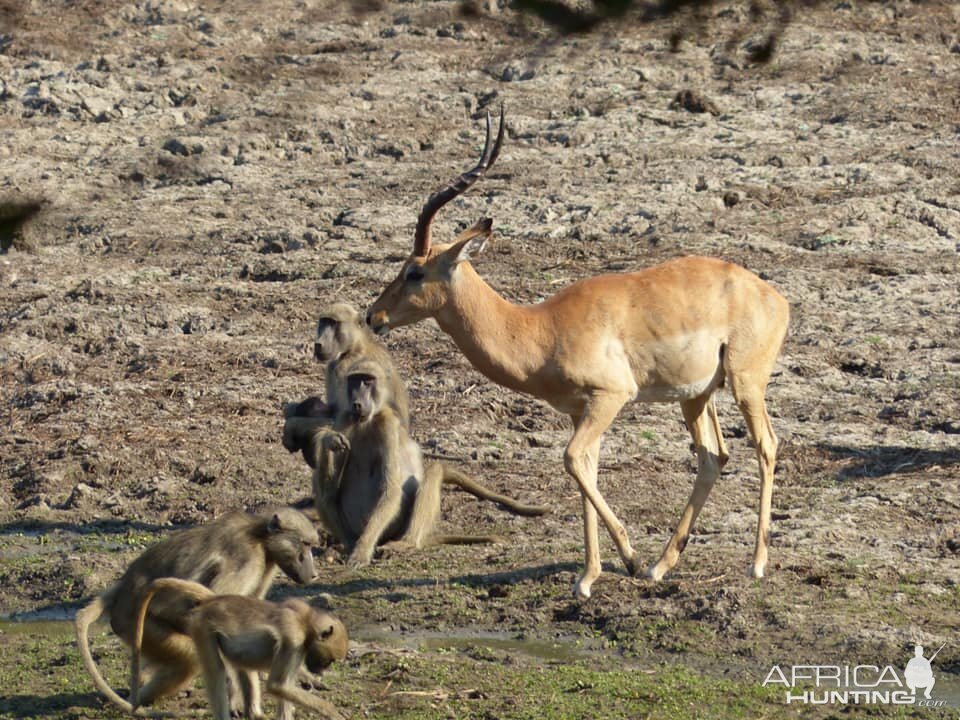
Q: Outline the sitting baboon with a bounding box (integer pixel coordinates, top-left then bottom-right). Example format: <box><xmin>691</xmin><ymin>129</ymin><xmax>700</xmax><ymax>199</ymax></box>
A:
<box><xmin>314</xmin><ymin>357</ymin><xmax>547</xmax><ymax>568</ymax></box>
<box><xmin>75</xmin><ymin>508</ymin><xmax>320</xmax><ymax>714</ymax></box>
<box><xmin>133</xmin><ymin>578</ymin><xmax>348</xmax><ymax>720</ymax></box>
<box><xmin>315</xmin><ymin>303</ymin><xmax>409</xmax><ymax>425</ymax></box>
<box><xmin>283</xmin><ymin>303</ymin><xmax>409</xmax><ymax>467</ymax></box>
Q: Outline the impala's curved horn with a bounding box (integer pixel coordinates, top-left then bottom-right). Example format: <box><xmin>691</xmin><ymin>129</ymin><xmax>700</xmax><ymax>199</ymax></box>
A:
<box><xmin>413</xmin><ymin>105</ymin><xmax>505</xmax><ymax>258</ymax></box>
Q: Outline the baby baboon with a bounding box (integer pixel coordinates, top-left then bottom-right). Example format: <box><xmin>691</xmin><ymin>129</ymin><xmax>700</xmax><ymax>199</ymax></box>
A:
<box><xmin>75</xmin><ymin>508</ymin><xmax>320</xmax><ymax>714</ymax></box>
<box><xmin>283</xmin><ymin>303</ymin><xmax>409</xmax><ymax>468</ymax></box>
<box><xmin>133</xmin><ymin>578</ymin><xmax>348</xmax><ymax>720</ymax></box>
<box><xmin>316</xmin><ymin>357</ymin><xmax>547</xmax><ymax>568</ymax></box>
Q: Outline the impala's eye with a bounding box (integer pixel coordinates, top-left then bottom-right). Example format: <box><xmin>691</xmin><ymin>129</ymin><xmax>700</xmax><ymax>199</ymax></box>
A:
<box><xmin>405</xmin><ymin>266</ymin><xmax>425</xmax><ymax>283</ymax></box>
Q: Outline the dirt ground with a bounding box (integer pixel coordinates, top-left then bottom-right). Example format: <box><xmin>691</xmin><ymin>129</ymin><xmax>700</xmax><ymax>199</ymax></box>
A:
<box><xmin>0</xmin><ymin>0</ymin><xmax>958</xmax><ymax>718</ymax></box>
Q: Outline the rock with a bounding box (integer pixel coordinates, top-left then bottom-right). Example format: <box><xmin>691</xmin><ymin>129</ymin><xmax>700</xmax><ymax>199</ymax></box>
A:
<box><xmin>500</xmin><ymin>66</ymin><xmax>534</xmax><ymax>82</ymax></box>
<box><xmin>82</xmin><ymin>95</ymin><xmax>115</xmax><ymax>121</ymax></box>
<box><xmin>189</xmin><ymin>465</ymin><xmax>218</xmax><ymax>484</ymax></box>
<box><xmin>64</xmin><ymin>482</ymin><xmax>95</xmax><ymax>509</ymax></box>
<box><xmin>669</xmin><ymin>89</ymin><xmax>720</xmax><ymax>115</ymax></box>
<box><xmin>162</xmin><ymin>138</ymin><xmax>190</xmax><ymax>156</ymax></box>
<box><xmin>162</xmin><ymin>138</ymin><xmax>203</xmax><ymax>156</ymax></box>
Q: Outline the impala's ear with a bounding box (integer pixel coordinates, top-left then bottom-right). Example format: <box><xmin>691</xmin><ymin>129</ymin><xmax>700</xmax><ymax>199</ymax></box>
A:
<box><xmin>451</xmin><ymin>218</ymin><xmax>492</xmax><ymax>265</ymax></box>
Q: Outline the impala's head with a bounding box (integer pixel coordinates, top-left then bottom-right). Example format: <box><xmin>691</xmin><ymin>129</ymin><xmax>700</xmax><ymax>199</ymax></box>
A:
<box><xmin>367</xmin><ymin>107</ymin><xmax>504</xmax><ymax>335</ymax></box>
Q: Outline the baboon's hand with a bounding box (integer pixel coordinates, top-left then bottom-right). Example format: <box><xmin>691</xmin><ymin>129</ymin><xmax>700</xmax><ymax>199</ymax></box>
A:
<box><xmin>322</xmin><ymin>432</ymin><xmax>350</xmax><ymax>455</ymax></box>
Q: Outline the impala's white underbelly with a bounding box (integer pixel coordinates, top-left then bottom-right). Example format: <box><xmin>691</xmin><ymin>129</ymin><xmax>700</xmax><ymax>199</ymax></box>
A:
<box><xmin>630</xmin><ymin>330</ymin><xmax>727</xmax><ymax>403</ymax></box>
<box><xmin>634</xmin><ymin>372</ymin><xmax>720</xmax><ymax>403</ymax></box>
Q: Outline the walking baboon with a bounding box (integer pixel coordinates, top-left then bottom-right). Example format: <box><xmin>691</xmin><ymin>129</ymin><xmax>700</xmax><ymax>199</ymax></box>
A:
<box><xmin>133</xmin><ymin>578</ymin><xmax>348</xmax><ymax>720</ymax></box>
<box><xmin>282</xmin><ymin>304</ymin><xmax>409</xmax><ymax>466</ymax></box>
<box><xmin>315</xmin><ymin>357</ymin><xmax>547</xmax><ymax>568</ymax></box>
<box><xmin>75</xmin><ymin>508</ymin><xmax>320</xmax><ymax>714</ymax></box>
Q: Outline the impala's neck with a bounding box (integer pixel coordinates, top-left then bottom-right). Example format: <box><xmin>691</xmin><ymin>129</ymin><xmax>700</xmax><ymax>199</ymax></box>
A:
<box><xmin>434</xmin><ymin>263</ymin><xmax>547</xmax><ymax>394</ymax></box>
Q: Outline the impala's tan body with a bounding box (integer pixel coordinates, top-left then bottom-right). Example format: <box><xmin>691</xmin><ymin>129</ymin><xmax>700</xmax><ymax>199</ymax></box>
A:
<box><xmin>367</xmin><ymin>109</ymin><xmax>790</xmax><ymax>600</ymax></box>
<box><xmin>425</xmin><ymin>256</ymin><xmax>784</xmax><ymax>414</ymax></box>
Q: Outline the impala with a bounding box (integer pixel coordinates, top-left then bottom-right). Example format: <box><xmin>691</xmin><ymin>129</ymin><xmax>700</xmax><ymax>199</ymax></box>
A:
<box><xmin>367</xmin><ymin>108</ymin><xmax>790</xmax><ymax>600</ymax></box>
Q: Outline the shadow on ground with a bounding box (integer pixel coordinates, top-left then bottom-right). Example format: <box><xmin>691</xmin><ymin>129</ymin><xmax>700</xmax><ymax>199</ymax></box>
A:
<box><xmin>820</xmin><ymin>444</ymin><xmax>960</xmax><ymax>479</ymax></box>
<box><xmin>0</xmin><ymin>519</ymin><xmax>175</xmax><ymax>537</ymax></box>
<box><xmin>0</xmin><ymin>692</ymin><xmax>107</xmax><ymax>718</ymax></box>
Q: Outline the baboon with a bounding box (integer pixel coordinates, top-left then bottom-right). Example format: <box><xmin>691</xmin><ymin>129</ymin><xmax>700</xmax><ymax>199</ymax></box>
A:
<box><xmin>75</xmin><ymin>508</ymin><xmax>320</xmax><ymax>714</ymax></box>
<box><xmin>132</xmin><ymin>578</ymin><xmax>348</xmax><ymax>720</ymax></box>
<box><xmin>315</xmin><ymin>357</ymin><xmax>547</xmax><ymax>568</ymax></box>
<box><xmin>315</xmin><ymin>303</ymin><xmax>410</xmax><ymax>426</ymax></box>
<box><xmin>282</xmin><ymin>304</ymin><xmax>409</xmax><ymax>467</ymax></box>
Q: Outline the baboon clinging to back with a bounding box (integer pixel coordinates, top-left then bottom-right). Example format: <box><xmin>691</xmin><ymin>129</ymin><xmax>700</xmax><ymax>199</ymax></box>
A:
<box><xmin>312</xmin><ymin>356</ymin><xmax>547</xmax><ymax>568</ymax></box>
<box><xmin>133</xmin><ymin>578</ymin><xmax>348</xmax><ymax>720</ymax></box>
<box><xmin>75</xmin><ymin>508</ymin><xmax>320</xmax><ymax>713</ymax></box>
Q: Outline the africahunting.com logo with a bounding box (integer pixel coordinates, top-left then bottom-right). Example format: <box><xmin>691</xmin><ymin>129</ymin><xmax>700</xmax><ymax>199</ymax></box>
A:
<box><xmin>763</xmin><ymin>644</ymin><xmax>952</xmax><ymax>707</ymax></box>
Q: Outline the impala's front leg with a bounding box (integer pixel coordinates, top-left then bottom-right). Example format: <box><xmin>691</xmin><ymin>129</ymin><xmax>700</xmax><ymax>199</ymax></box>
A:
<box><xmin>564</xmin><ymin>394</ymin><xmax>639</xmax><ymax>600</ymax></box>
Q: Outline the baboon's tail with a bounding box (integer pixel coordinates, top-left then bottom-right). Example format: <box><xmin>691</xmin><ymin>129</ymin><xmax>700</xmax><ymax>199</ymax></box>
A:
<box><xmin>430</xmin><ymin>534</ymin><xmax>506</xmax><ymax>545</ymax></box>
<box><xmin>131</xmin><ymin>578</ymin><xmax>214</xmax><ymax>708</ymax></box>
<box><xmin>75</xmin><ymin>584</ymin><xmax>136</xmax><ymax>714</ymax></box>
<box><xmin>440</xmin><ymin>464</ymin><xmax>549</xmax><ymax>517</ymax></box>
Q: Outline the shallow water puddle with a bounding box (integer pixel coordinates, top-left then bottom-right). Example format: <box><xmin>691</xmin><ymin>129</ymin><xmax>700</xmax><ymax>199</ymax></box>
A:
<box><xmin>356</xmin><ymin>625</ymin><xmax>620</xmax><ymax>665</ymax></box>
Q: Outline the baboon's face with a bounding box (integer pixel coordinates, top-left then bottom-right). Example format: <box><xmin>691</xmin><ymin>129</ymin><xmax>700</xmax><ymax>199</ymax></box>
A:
<box><xmin>265</xmin><ymin>510</ymin><xmax>319</xmax><ymax>584</ymax></box>
<box><xmin>305</xmin><ymin>613</ymin><xmax>349</xmax><ymax>673</ymax></box>
<box><xmin>314</xmin><ymin>304</ymin><xmax>361</xmax><ymax>362</ymax></box>
<box><xmin>347</xmin><ymin>373</ymin><xmax>379</xmax><ymax>421</ymax></box>
<box><xmin>314</xmin><ymin>317</ymin><xmax>343</xmax><ymax>362</ymax></box>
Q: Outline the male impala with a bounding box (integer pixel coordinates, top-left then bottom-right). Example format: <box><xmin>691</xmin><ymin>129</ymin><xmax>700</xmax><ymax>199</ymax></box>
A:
<box><xmin>367</xmin><ymin>108</ymin><xmax>790</xmax><ymax>600</ymax></box>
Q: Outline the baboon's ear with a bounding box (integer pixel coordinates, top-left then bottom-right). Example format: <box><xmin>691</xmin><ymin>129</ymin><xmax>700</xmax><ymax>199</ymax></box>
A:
<box><xmin>321</xmin><ymin>624</ymin><xmax>335</xmax><ymax>639</ymax></box>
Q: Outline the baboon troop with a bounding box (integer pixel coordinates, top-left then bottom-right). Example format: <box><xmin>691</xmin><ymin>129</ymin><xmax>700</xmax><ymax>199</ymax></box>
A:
<box><xmin>75</xmin><ymin>508</ymin><xmax>321</xmax><ymax>713</ymax></box>
<box><xmin>133</xmin><ymin>578</ymin><xmax>348</xmax><ymax>720</ymax></box>
<box><xmin>76</xmin><ymin>296</ymin><xmax>549</xmax><ymax>717</ymax></box>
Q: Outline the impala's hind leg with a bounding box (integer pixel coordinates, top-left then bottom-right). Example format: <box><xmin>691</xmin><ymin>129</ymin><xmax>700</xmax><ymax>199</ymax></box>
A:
<box><xmin>725</xmin><ymin>283</ymin><xmax>787</xmax><ymax>578</ymax></box>
<box><xmin>647</xmin><ymin>393</ymin><xmax>723</xmax><ymax>581</ymax></box>
<box><xmin>729</xmin><ymin>380</ymin><xmax>778</xmax><ymax>579</ymax></box>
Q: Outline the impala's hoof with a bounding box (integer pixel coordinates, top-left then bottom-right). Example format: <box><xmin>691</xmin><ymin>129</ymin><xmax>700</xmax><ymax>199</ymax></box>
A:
<box><xmin>624</xmin><ymin>554</ymin><xmax>643</xmax><ymax>578</ymax></box>
<box><xmin>645</xmin><ymin>563</ymin><xmax>666</xmax><ymax>582</ymax></box>
<box><xmin>573</xmin><ymin>576</ymin><xmax>594</xmax><ymax>601</ymax></box>
<box><xmin>749</xmin><ymin>564</ymin><xmax>766</xmax><ymax>579</ymax></box>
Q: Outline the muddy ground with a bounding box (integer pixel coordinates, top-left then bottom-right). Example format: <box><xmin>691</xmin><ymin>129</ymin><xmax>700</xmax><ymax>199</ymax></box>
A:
<box><xmin>0</xmin><ymin>0</ymin><xmax>958</xmax><ymax>718</ymax></box>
